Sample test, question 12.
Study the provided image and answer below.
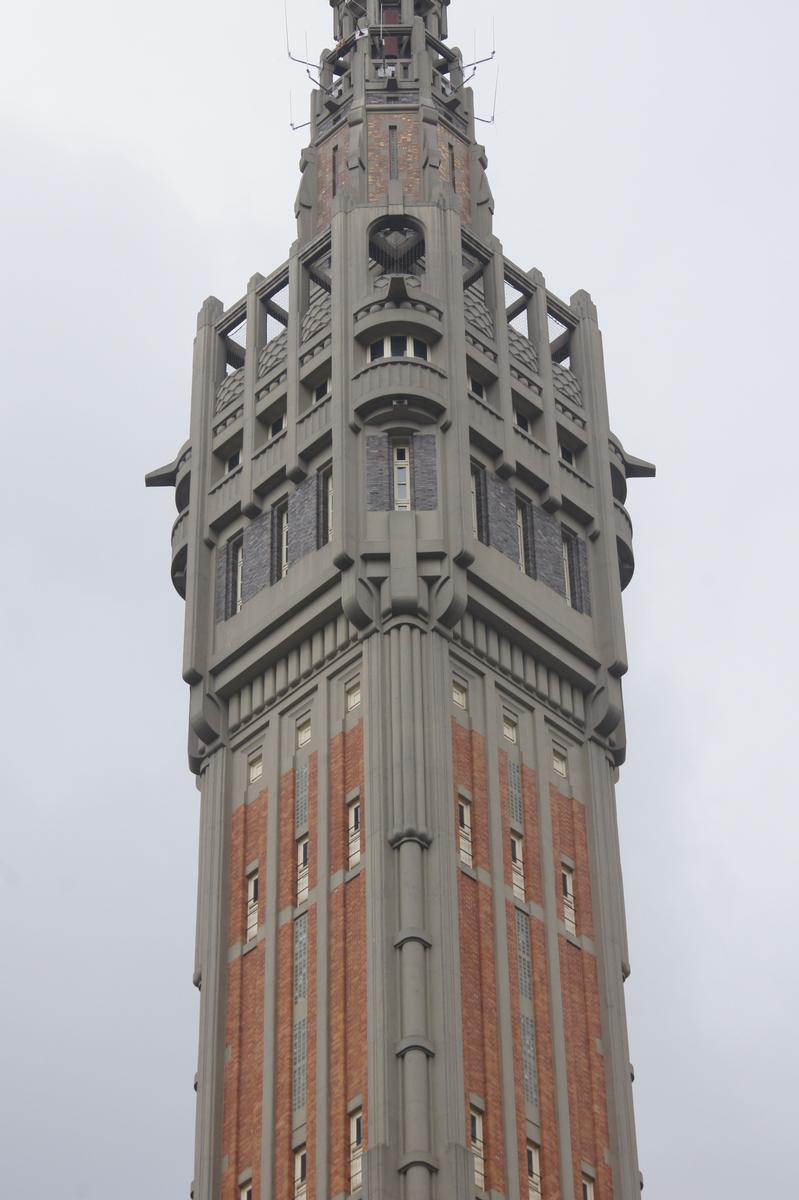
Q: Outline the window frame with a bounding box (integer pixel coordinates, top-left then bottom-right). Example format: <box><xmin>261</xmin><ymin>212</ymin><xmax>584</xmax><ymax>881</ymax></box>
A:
<box><xmin>350</xmin><ymin>1107</ymin><xmax>364</xmax><ymax>1193</ymax></box>
<box><xmin>470</xmin><ymin>461</ymin><xmax>488</xmax><ymax>545</ymax></box>
<box><xmin>562</xmin><ymin>864</ymin><xmax>577</xmax><ymax>935</ymax></box>
<box><xmin>246</xmin><ymin>870</ymin><xmax>259</xmax><ymax>943</ymax></box>
<box><xmin>225</xmin><ymin>447</ymin><xmax>242</xmax><ymax>475</ymax></box>
<box><xmin>346</xmin><ymin>679</ymin><xmax>362</xmax><ymax>712</ymax></box>
<box><xmin>348</xmin><ymin>798</ymin><xmax>362</xmax><ymax>869</ymax></box>
<box><xmin>503</xmin><ymin>715</ymin><xmax>519</xmax><ymax>744</ymax></box>
<box><xmin>458</xmin><ymin>797</ymin><xmax>473</xmax><ymax>867</ymax></box>
<box><xmin>562</xmin><ymin>529</ymin><xmax>579</xmax><ymax>609</ymax></box>
<box><xmin>248</xmin><ymin>753</ymin><xmax>263</xmax><ymax>784</ymax></box>
<box><xmin>392</xmin><ymin>439</ymin><xmax>412</xmax><ymax>512</ymax></box>
<box><xmin>552</xmin><ymin>745</ymin><xmax>569</xmax><ymax>779</ymax></box>
<box><xmin>469</xmin><ymin>1106</ymin><xmax>485</xmax><ymax>1191</ymax></box>
<box><xmin>294</xmin><ymin>1147</ymin><xmax>308</xmax><ymax>1200</ymax></box>
<box><xmin>510</xmin><ymin>833</ymin><xmax>525</xmax><ymax>900</ymax></box>
<box><xmin>452</xmin><ymin>679</ymin><xmax>468</xmax><ymax>710</ymax></box>
<box><xmin>297</xmin><ymin>837</ymin><xmax>310</xmax><ymax>906</ymax></box>
<box><xmin>369</xmin><ymin>334</ymin><xmax>429</xmax><ymax>363</ymax></box>
<box><xmin>297</xmin><ymin>717</ymin><xmax>312</xmax><ymax>750</ymax></box>
<box><xmin>581</xmin><ymin>1176</ymin><xmax>595</xmax><ymax>1200</ymax></box>
<box><xmin>526</xmin><ymin>1142</ymin><xmax>542</xmax><ymax>1200</ymax></box>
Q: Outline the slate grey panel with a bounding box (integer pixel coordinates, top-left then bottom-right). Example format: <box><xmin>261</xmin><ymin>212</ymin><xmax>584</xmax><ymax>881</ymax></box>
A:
<box><xmin>366</xmin><ymin>434</ymin><xmax>391</xmax><ymax>511</ymax></box>
<box><xmin>532</xmin><ymin>506</ymin><xmax>566</xmax><ymax>598</ymax></box>
<box><xmin>242</xmin><ymin>511</ymin><xmax>272</xmax><ymax>603</ymax></box>
<box><xmin>576</xmin><ymin>537</ymin><xmax>592</xmax><ymax>616</ymax></box>
<box><xmin>412</xmin><ymin>434</ymin><xmax>438</xmax><ymax>511</ymax></box>
<box><xmin>214</xmin><ymin>543</ymin><xmax>227</xmax><ymax>624</ymax></box>
<box><xmin>487</xmin><ymin>473</ymin><xmax>519</xmax><ymax>564</ymax></box>
<box><xmin>288</xmin><ymin>475</ymin><xmax>318</xmax><ymax>567</ymax></box>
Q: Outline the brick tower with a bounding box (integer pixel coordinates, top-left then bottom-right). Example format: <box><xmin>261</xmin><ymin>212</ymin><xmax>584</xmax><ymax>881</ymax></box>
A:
<box><xmin>147</xmin><ymin>2</ymin><xmax>655</xmax><ymax>1199</ymax></box>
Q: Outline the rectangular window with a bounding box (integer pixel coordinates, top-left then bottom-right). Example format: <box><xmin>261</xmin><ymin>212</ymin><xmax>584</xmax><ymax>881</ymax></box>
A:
<box><xmin>297</xmin><ymin>717</ymin><xmax>312</xmax><ymax>749</ymax></box>
<box><xmin>527</xmin><ymin>1143</ymin><xmax>542</xmax><ymax>1200</ymax></box>
<box><xmin>390</xmin><ymin>333</ymin><xmax>407</xmax><ymax>357</ymax></box>
<box><xmin>469</xmin><ymin>1107</ymin><xmax>485</xmax><ymax>1191</ymax></box>
<box><xmin>449</xmin><ymin>143</ymin><xmax>457</xmax><ymax>193</ymax></box>
<box><xmin>248</xmin><ymin>754</ymin><xmax>263</xmax><ymax>784</ymax></box>
<box><xmin>315</xmin><ymin>378</ymin><xmax>331</xmax><ymax>403</ymax></box>
<box><xmin>452</xmin><ymin>679</ymin><xmax>468</xmax><ymax>710</ymax></box>
<box><xmin>346</xmin><ymin>680</ymin><xmax>362</xmax><ymax>711</ymax></box>
<box><xmin>389</xmin><ymin>125</ymin><xmax>399</xmax><ymax>180</ymax></box>
<box><xmin>370</xmin><ymin>335</ymin><xmax>428</xmax><ymax>362</ymax></box>
<box><xmin>240</xmin><ymin>1186</ymin><xmax>253</xmax><ymax>1200</ymax></box>
<box><xmin>560</xmin><ymin>443</ymin><xmax>575</xmax><ymax>467</ymax></box>
<box><xmin>277</xmin><ymin>503</ymin><xmax>289</xmax><ymax>579</ymax></box>
<box><xmin>469</xmin><ymin>375</ymin><xmax>485</xmax><ymax>399</ymax></box>
<box><xmin>562</xmin><ymin>864</ymin><xmax>577</xmax><ymax>935</ymax></box>
<box><xmin>458</xmin><ymin>798</ymin><xmax>473</xmax><ymax>867</ymax></box>
<box><xmin>350</xmin><ymin>1108</ymin><xmax>364</xmax><ymax>1193</ymax></box>
<box><xmin>470</xmin><ymin>462</ymin><xmax>488</xmax><ymax>544</ymax></box>
<box><xmin>553</xmin><ymin>746</ymin><xmax>569</xmax><ymax>779</ymax></box>
<box><xmin>270</xmin><ymin>412</ymin><xmax>286</xmax><ymax>439</ymax></box>
<box><xmin>510</xmin><ymin>834</ymin><xmax>525</xmax><ymax>901</ymax></box>
<box><xmin>226</xmin><ymin>448</ymin><xmax>242</xmax><ymax>474</ymax></box>
<box><xmin>332</xmin><ymin>144</ymin><xmax>339</xmax><ymax>198</ymax></box>
<box><xmin>294</xmin><ymin>1147</ymin><xmax>308</xmax><ymax>1199</ymax></box>
<box><xmin>503</xmin><ymin>715</ymin><xmax>518</xmax><ymax>744</ymax></box>
<box><xmin>348</xmin><ymin>798</ymin><xmax>362</xmax><ymax>869</ymax></box>
<box><xmin>581</xmin><ymin>1177</ymin><xmax>595</xmax><ymax>1200</ymax></box>
<box><xmin>515</xmin><ymin>409</ymin><xmax>530</xmax><ymax>433</ymax></box>
<box><xmin>297</xmin><ymin>838</ymin><xmax>310</xmax><ymax>905</ymax></box>
<box><xmin>562</xmin><ymin>530</ymin><xmax>577</xmax><ymax>608</ymax></box>
<box><xmin>246</xmin><ymin>871</ymin><xmax>259</xmax><ymax>943</ymax></box>
<box><xmin>393</xmin><ymin>441</ymin><xmax>412</xmax><ymax>511</ymax></box>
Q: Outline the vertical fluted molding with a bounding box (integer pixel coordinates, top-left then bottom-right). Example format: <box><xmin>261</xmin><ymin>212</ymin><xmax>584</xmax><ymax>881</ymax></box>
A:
<box><xmin>194</xmin><ymin>749</ymin><xmax>229</xmax><ymax>1200</ymax></box>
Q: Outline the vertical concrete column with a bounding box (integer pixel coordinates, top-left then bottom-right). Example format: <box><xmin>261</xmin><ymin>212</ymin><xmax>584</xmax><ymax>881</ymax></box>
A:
<box><xmin>193</xmin><ymin>748</ymin><xmax>229</xmax><ymax>1200</ymax></box>
<box><xmin>569</xmin><ymin>291</ymin><xmax>628</xmax><ymax>678</ymax></box>
<box><xmin>484</xmin><ymin>241</ymin><xmax>518</xmax><ymax>478</ymax></box>
<box><xmin>531</xmin><ymin>709</ymin><xmax>575</xmax><ymax>1200</ymax></box>
<box><xmin>243</xmin><ymin>273</ymin><xmax>266</xmax><ymax>518</ymax></box>
<box><xmin>586</xmin><ymin>743</ymin><xmax>641</xmax><ymax>1200</ymax></box>
<box><xmin>184</xmin><ymin>297</ymin><xmax>226</xmax><ymax>745</ymax></box>
<box><xmin>389</xmin><ymin>624</ymin><xmax>434</xmax><ymax>1200</ymax></box>
<box><xmin>286</xmin><ymin>248</ymin><xmax>305</xmax><ymax>483</ymax></box>
<box><xmin>483</xmin><ymin>677</ymin><xmax>521</xmax><ymax>1199</ymax></box>
<box><xmin>527</xmin><ymin>270</ymin><xmax>562</xmax><ymax>513</ymax></box>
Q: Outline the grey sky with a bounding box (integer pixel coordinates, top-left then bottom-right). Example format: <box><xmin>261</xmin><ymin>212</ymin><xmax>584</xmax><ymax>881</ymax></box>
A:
<box><xmin>0</xmin><ymin>1</ymin><xmax>796</xmax><ymax>1196</ymax></box>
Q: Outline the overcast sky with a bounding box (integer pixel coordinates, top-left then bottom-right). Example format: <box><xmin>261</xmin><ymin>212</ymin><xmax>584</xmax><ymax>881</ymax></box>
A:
<box><xmin>1</xmin><ymin>1</ymin><xmax>796</xmax><ymax>1196</ymax></box>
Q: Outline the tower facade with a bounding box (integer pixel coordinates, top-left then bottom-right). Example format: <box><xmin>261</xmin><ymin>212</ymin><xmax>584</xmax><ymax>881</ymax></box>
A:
<box><xmin>147</xmin><ymin>3</ymin><xmax>654</xmax><ymax>1199</ymax></box>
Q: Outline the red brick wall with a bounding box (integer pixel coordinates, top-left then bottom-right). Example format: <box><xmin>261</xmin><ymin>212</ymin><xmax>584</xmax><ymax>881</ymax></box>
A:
<box><xmin>221</xmin><ymin>789</ymin><xmax>267</xmax><ymax>1199</ymax></box>
<box><xmin>553</xmin><ymin>785</ymin><xmax>612</xmax><ymax>1197</ymax></box>
<box><xmin>367</xmin><ymin>112</ymin><xmax>421</xmax><ymax>203</ymax></box>
<box><xmin>438</xmin><ymin>130</ymin><xmax>472</xmax><ymax>225</ymax></box>
<box><xmin>315</xmin><ymin>134</ymin><xmax>348</xmax><ymax>234</ymax></box>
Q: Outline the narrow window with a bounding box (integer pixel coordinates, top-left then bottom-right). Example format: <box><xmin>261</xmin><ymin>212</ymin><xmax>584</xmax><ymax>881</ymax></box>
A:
<box><xmin>503</xmin><ymin>715</ymin><xmax>518</xmax><ymax>744</ymax></box>
<box><xmin>553</xmin><ymin>746</ymin><xmax>569</xmax><ymax>779</ymax></box>
<box><xmin>389</xmin><ymin>125</ymin><xmax>399</xmax><ymax>180</ymax></box>
<box><xmin>249</xmin><ymin>754</ymin><xmax>263</xmax><ymax>784</ymax></box>
<box><xmin>515</xmin><ymin>409</ymin><xmax>530</xmax><ymax>433</ymax></box>
<box><xmin>297</xmin><ymin>838</ymin><xmax>310</xmax><ymax>905</ymax></box>
<box><xmin>469</xmin><ymin>1107</ymin><xmax>485</xmax><ymax>1191</ymax></box>
<box><xmin>275</xmin><ymin>503</ymin><xmax>288</xmax><ymax>579</ymax></box>
<box><xmin>469</xmin><ymin>375</ymin><xmax>485</xmax><ymax>399</ymax></box>
<box><xmin>370</xmin><ymin>338</ymin><xmax>386</xmax><ymax>362</ymax></box>
<box><xmin>516</xmin><ymin>500</ymin><xmax>527</xmax><ymax>574</ymax></box>
<box><xmin>560</xmin><ymin>443</ymin><xmax>575</xmax><ymax>467</ymax></box>
<box><xmin>346</xmin><ymin>680</ymin><xmax>362</xmax><ymax>711</ymax></box>
<box><xmin>511</xmin><ymin>834</ymin><xmax>525</xmax><ymax>900</ymax></box>
<box><xmin>393</xmin><ymin>441</ymin><xmax>412</xmax><ymax>511</ymax></box>
<box><xmin>348</xmin><ymin>798</ymin><xmax>362</xmax><ymax>869</ymax></box>
<box><xmin>270</xmin><ymin>412</ymin><xmax>286</xmax><ymax>439</ymax></box>
<box><xmin>228</xmin><ymin>535</ymin><xmax>244</xmax><ymax>617</ymax></box>
<box><xmin>297</xmin><ymin>717</ymin><xmax>312</xmax><ymax>749</ymax></box>
<box><xmin>562</xmin><ymin>864</ymin><xmax>577</xmax><ymax>935</ymax></box>
<box><xmin>527</xmin><ymin>1143</ymin><xmax>542</xmax><ymax>1200</ymax></box>
<box><xmin>470</xmin><ymin>462</ymin><xmax>488</xmax><ymax>544</ymax></box>
<box><xmin>294</xmin><ymin>1147</ymin><xmax>308</xmax><ymax>1199</ymax></box>
<box><xmin>449</xmin><ymin>143</ymin><xmax>457</xmax><ymax>193</ymax></box>
<box><xmin>581</xmin><ymin>1177</ymin><xmax>595</xmax><ymax>1200</ymax></box>
<box><xmin>246</xmin><ymin>871</ymin><xmax>259</xmax><ymax>942</ymax></box>
<box><xmin>452</xmin><ymin>679</ymin><xmax>468</xmax><ymax>710</ymax></box>
<box><xmin>315</xmin><ymin>378</ymin><xmax>331</xmax><ymax>403</ymax></box>
<box><xmin>458</xmin><ymin>798</ymin><xmax>473</xmax><ymax>867</ymax></box>
<box><xmin>350</xmin><ymin>1108</ymin><xmax>364</xmax><ymax>1193</ymax></box>
<box><xmin>412</xmin><ymin>337</ymin><xmax>428</xmax><ymax>361</ymax></box>
<box><xmin>241</xmin><ymin>1185</ymin><xmax>253</xmax><ymax>1200</ymax></box>
<box><xmin>226</xmin><ymin>448</ymin><xmax>241</xmax><ymax>474</ymax></box>
<box><xmin>319</xmin><ymin>466</ymin><xmax>333</xmax><ymax>547</ymax></box>
<box><xmin>390</xmin><ymin>334</ymin><xmax>407</xmax><ymax>358</ymax></box>
<box><xmin>332</xmin><ymin>144</ymin><xmax>339</xmax><ymax>198</ymax></box>
<box><xmin>562</xmin><ymin>530</ymin><xmax>577</xmax><ymax>608</ymax></box>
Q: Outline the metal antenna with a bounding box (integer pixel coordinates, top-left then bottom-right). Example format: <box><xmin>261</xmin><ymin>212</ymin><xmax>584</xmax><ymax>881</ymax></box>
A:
<box><xmin>475</xmin><ymin>69</ymin><xmax>500</xmax><ymax>125</ymax></box>
<box><xmin>289</xmin><ymin>93</ymin><xmax>311</xmax><ymax>132</ymax></box>
<box><xmin>284</xmin><ymin>0</ymin><xmax>321</xmax><ymax>69</ymax></box>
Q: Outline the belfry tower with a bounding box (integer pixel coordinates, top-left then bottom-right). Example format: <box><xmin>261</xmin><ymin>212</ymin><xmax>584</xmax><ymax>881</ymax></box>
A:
<box><xmin>147</xmin><ymin>2</ymin><xmax>655</xmax><ymax>1198</ymax></box>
